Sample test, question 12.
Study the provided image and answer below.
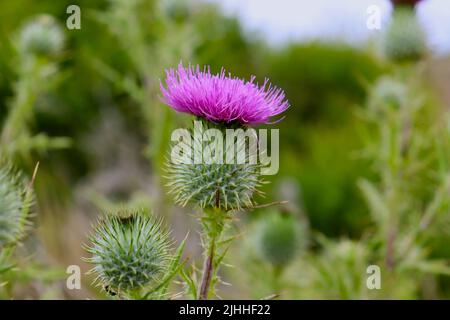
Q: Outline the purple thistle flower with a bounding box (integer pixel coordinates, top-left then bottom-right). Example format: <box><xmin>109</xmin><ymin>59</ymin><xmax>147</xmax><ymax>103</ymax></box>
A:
<box><xmin>160</xmin><ymin>64</ymin><xmax>289</xmax><ymax>125</ymax></box>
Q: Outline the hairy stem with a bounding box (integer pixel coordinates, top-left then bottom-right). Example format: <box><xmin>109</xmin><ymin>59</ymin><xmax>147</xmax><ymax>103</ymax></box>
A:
<box><xmin>198</xmin><ymin>235</ymin><xmax>216</xmax><ymax>300</ymax></box>
<box><xmin>198</xmin><ymin>208</ymin><xmax>226</xmax><ymax>300</ymax></box>
<box><xmin>1</xmin><ymin>77</ymin><xmax>36</xmax><ymax>145</ymax></box>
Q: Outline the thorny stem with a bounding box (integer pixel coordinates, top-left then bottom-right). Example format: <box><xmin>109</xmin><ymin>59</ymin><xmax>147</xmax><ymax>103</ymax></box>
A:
<box><xmin>1</xmin><ymin>79</ymin><xmax>36</xmax><ymax>145</ymax></box>
<box><xmin>198</xmin><ymin>235</ymin><xmax>216</xmax><ymax>300</ymax></box>
<box><xmin>198</xmin><ymin>207</ymin><xmax>226</xmax><ymax>300</ymax></box>
<box><xmin>0</xmin><ymin>59</ymin><xmax>39</xmax><ymax>146</ymax></box>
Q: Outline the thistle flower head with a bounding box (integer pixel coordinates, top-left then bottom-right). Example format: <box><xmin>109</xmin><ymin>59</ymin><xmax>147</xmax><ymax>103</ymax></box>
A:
<box><xmin>160</xmin><ymin>63</ymin><xmax>289</xmax><ymax>125</ymax></box>
<box><xmin>85</xmin><ymin>212</ymin><xmax>172</xmax><ymax>293</ymax></box>
<box><xmin>383</xmin><ymin>9</ymin><xmax>427</xmax><ymax>62</ymax></box>
<box><xmin>391</xmin><ymin>0</ymin><xmax>423</xmax><ymax>8</ymax></box>
<box><xmin>0</xmin><ymin>163</ymin><xmax>31</xmax><ymax>247</ymax></box>
<box><xmin>19</xmin><ymin>14</ymin><xmax>65</xmax><ymax>57</ymax></box>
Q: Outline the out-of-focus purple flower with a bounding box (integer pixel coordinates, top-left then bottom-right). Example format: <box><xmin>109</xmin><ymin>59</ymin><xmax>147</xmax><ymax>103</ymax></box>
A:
<box><xmin>160</xmin><ymin>64</ymin><xmax>289</xmax><ymax>125</ymax></box>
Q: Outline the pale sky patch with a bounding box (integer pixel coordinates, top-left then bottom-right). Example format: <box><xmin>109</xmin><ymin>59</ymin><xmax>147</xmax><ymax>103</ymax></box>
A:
<box><xmin>204</xmin><ymin>0</ymin><xmax>450</xmax><ymax>55</ymax></box>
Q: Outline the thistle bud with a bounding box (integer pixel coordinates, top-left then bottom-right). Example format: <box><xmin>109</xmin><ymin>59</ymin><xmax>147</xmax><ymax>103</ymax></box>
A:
<box><xmin>369</xmin><ymin>77</ymin><xmax>407</xmax><ymax>112</ymax></box>
<box><xmin>164</xmin><ymin>0</ymin><xmax>191</xmax><ymax>23</ymax></box>
<box><xmin>383</xmin><ymin>9</ymin><xmax>427</xmax><ymax>62</ymax></box>
<box><xmin>85</xmin><ymin>212</ymin><xmax>172</xmax><ymax>294</ymax></box>
<box><xmin>19</xmin><ymin>15</ymin><xmax>65</xmax><ymax>57</ymax></box>
<box><xmin>0</xmin><ymin>164</ymin><xmax>31</xmax><ymax>247</ymax></box>
<box><xmin>255</xmin><ymin>210</ymin><xmax>305</xmax><ymax>268</ymax></box>
<box><xmin>166</xmin><ymin>119</ymin><xmax>262</xmax><ymax>211</ymax></box>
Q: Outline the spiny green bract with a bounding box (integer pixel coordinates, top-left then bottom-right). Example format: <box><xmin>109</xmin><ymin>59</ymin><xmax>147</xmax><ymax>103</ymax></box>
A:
<box><xmin>85</xmin><ymin>213</ymin><xmax>172</xmax><ymax>293</ymax></box>
<box><xmin>383</xmin><ymin>9</ymin><xmax>427</xmax><ymax>62</ymax></box>
<box><xmin>19</xmin><ymin>15</ymin><xmax>65</xmax><ymax>57</ymax></box>
<box><xmin>0</xmin><ymin>164</ymin><xmax>30</xmax><ymax>247</ymax></box>
<box><xmin>255</xmin><ymin>211</ymin><xmax>305</xmax><ymax>268</ymax></box>
<box><xmin>166</xmin><ymin>119</ymin><xmax>262</xmax><ymax>211</ymax></box>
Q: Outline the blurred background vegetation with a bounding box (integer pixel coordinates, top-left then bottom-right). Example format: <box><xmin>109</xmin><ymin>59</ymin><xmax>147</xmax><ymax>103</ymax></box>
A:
<box><xmin>0</xmin><ymin>0</ymin><xmax>449</xmax><ymax>299</ymax></box>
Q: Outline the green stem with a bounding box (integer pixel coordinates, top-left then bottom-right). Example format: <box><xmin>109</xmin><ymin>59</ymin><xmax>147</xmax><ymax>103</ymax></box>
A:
<box><xmin>270</xmin><ymin>266</ymin><xmax>283</xmax><ymax>296</ymax></box>
<box><xmin>198</xmin><ymin>208</ymin><xmax>226</xmax><ymax>300</ymax></box>
<box><xmin>198</xmin><ymin>235</ymin><xmax>216</xmax><ymax>300</ymax></box>
<box><xmin>1</xmin><ymin>58</ymin><xmax>39</xmax><ymax>151</ymax></box>
<box><xmin>1</xmin><ymin>79</ymin><xmax>36</xmax><ymax>145</ymax></box>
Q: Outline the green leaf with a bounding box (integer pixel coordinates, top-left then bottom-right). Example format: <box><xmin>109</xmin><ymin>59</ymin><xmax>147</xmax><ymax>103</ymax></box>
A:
<box><xmin>412</xmin><ymin>260</ymin><xmax>450</xmax><ymax>276</ymax></box>
<box><xmin>358</xmin><ymin>179</ymin><xmax>389</xmax><ymax>226</ymax></box>
<box><xmin>180</xmin><ymin>267</ymin><xmax>197</xmax><ymax>300</ymax></box>
<box><xmin>141</xmin><ymin>234</ymin><xmax>188</xmax><ymax>299</ymax></box>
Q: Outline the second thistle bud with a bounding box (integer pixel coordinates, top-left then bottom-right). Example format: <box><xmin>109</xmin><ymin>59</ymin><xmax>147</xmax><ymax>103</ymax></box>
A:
<box><xmin>19</xmin><ymin>14</ymin><xmax>65</xmax><ymax>57</ymax></box>
<box><xmin>254</xmin><ymin>210</ymin><xmax>306</xmax><ymax>269</ymax></box>
<box><xmin>85</xmin><ymin>211</ymin><xmax>172</xmax><ymax>295</ymax></box>
<box><xmin>368</xmin><ymin>76</ymin><xmax>408</xmax><ymax>112</ymax></box>
<box><xmin>383</xmin><ymin>9</ymin><xmax>427</xmax><ymax>63</ymax></box>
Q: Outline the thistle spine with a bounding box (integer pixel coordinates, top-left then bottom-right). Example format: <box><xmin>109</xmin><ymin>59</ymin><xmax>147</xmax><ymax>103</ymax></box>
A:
<box><xmin>0</xmin><ymin>162</ymin><xmax>33</xmax><ymax>248</ymax></box>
